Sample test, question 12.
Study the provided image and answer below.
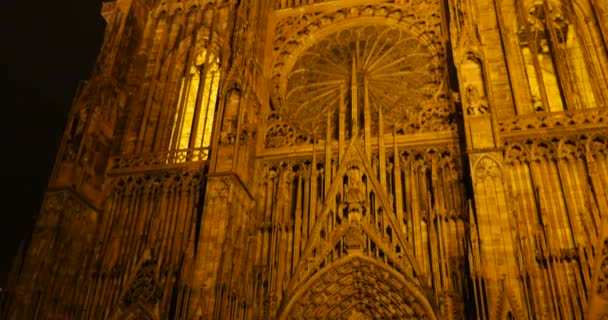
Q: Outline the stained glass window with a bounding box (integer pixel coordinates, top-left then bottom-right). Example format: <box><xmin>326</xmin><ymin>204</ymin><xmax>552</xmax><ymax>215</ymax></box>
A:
<box><xmin>170</xmin><ymin>50</ymin><xmax>220</xmax><ymax>156</ymax></box>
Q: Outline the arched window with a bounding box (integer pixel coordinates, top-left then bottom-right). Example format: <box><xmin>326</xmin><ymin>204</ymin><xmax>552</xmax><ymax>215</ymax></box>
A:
<box><xmin>170</xmin><ymin>49</ymin><xmax>220</xmax><ymax>158</ymax></box>
<box><xmin>515</xmin><ymin>1</ymin><xmax>599</xmax><ymax>112</ymax></box>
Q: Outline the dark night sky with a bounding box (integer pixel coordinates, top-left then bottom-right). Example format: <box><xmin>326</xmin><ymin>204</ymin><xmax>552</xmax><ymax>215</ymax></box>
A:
<box><xmin>0</xmin><ymin>1</ymin><xmax>105</xmax><ymax>285</ymax></box>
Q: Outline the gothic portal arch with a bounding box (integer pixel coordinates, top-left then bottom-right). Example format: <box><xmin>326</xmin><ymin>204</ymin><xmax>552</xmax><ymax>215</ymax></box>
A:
<box><xmin>278</xmin><ymin>255</ymin><xmax>438</xmax><ymax>320</ymax></box>
<box><xmin>5</xmin><ymin>0</ymin><xmax>608</xmax><ymax>319</ymax></box>
<box><xmin>260</xmin><ymin>4</ymin><xmax>464</xmax><ymax>318</ymax></box>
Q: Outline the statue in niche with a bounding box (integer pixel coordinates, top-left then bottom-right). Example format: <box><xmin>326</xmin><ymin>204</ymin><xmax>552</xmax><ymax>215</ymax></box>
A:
<box><xmin>527</xmin><ymin>7</ymin><xmax>545</xmax><ymax>33</ymax></box>
<box><xmin>456</xmin><ymin>0</ymin><xmax>466</xmax><ymax>30</ymax></box>
<box><xmin>345</xmin><ymin>165</ymin><xmax>364</xmax><ymax>203</ymax></box>
<box><xmin>343</xmin><ymin>165</ymin><xmax>367</xmax><ymax>221</ymax></box>
<box><xmin>464</xmin><ymin>85</ymin><xmax>489</xmax><ymax>115</ymax></box>
<box><xmin>341</xmin><ymin>165</ymin><xmax>366</xmax><ymax>252</ymax></box>
<box><xmin>239</xmin><ymin>125</ymin><xmax>250</xmax><ymax>145</ymax></box>
<box><xmin>552</xmin><ymin>16</ymin><xmax>569</xmax><ymax>44</ymax></box>
<box><xmin>74</xmin><ymin>133</ymin><xmax>110</xmax><ymax>191</ymax></box>
<box><xmin>240</xmin><ymin>110</ymin><xmax>257</xmax><ymax>146</ymax></box>
<box><xmin>532</xmin><ymin>94</ymin><xmax>544</xmax><ymax>112</ymax></box>
<box><xmin>219</xmin><ymin>88</ymin><xmax>241</xmax><ymax>145</ymax></box>
<box><xmin>64</xmin><ymin>107</ymin><xmax>90</xmax><ymax>161</ymax></box>
<box><xmin>450</xmin><ymin>89</ymin><xmax>461</xmax><ymax>105</ymax></box>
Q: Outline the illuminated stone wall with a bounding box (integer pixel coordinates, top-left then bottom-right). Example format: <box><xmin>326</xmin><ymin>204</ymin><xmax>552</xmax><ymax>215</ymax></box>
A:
<box><xmin>2</xmin><ymin>0</ymin><xmax>607</xmax><ymax>319</ymax></box>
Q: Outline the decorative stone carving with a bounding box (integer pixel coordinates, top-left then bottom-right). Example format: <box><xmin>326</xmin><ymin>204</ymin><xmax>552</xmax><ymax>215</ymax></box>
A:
<box><xmin>264</xmin><ymin>113</ymin><xmax>314</xmax><ymax>148</ymax></box>
<box><xmin>272</xmin><ymin>1</ymin><xmax>443</xmax><ymax>77</ymax></box>
<box><xmin>505</xmin><ymin>134</ymin><xmax>608</xmax><ymax>163</ymax></box>
<box><xmin>504</xmin><ymin>143</ymin><xmax>530</xmax><ymax>165</ymax></box>
<box><xmin>598</xmin><ymin>239</ymin><xmax>608</xmax><ymax>301</ymax></box>
<box><xmin>464</xmin><ymin>84</ymin><xmax>489</xmax><ymax>115</ymax></box>
<box><xmin>6</xmin><ymin>0</ymin><xmax>608</xmax><ymax>319</ymax></box>
<box><xmin>499</xmin><ymin>108</ymin><xmax>608</xmax><ymax>134</ymax></box>
<box><xmin>590</xmin><ymin>134</ymin><xmax>608</xmax><ymax>160</ymax></box>
<box><xmin>207</xmin><ymin>177</ymin><xmax>235</xmax><ymax>204</ymax></box>
<box><xmin>121</xmin><ymin>259</ymin><xmax>163</xmax><ymax>307</ymax></box>
<box><xmin>271</xmin><ymin>23</ymin><xmax>448</xmax><ymax>139</ymax></box>
<box><xmin>280</xmin><ymin>256</ymin><xmax>437</xmax><ymax>320</ymax></box>
<box><xmin>108</xmin><ymin>148</ymin><xmax>210</xmax><ymax>174</ymax></box>
<box><xmin>267</xmin><ymin>1</ymin><xmax>450</xmax><ymax>146</ymax></box>
<box><xmin>344</xmin><ymin>165</ymin><xmax>366</xmax><ymax>211</ymax></box>
<box><xmin>474</xmin><ymin>156</ymin><xmax>502</xmax><ymax>181</ymax></box>
<box><xmin>109</xmin><ymin>169</ymin><xmax>204</xmax><ymax>196</ymax></box>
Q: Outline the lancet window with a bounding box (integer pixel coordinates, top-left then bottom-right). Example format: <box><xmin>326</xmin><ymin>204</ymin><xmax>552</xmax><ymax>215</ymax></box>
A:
<box><xmin>515</xmin><ymin>0</ymin><xmax>597</xmax><ymax>112</ymax></box>
<box><xmin>169</xmin><ymin>49</ymin><xmax>220</xmax><ymax>157</ymax></box>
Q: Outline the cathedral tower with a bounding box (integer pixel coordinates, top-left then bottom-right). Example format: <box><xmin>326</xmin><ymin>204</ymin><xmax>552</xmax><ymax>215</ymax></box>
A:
<box><xmin>2</xmin><ymin>0</ymin><xmax>608</xmax><ymax>319</ymax></box>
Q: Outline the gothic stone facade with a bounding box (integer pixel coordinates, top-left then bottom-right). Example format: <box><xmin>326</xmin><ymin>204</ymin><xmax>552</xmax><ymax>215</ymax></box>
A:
<box><xmin>2</xmin><ymin>0</ymin><xmax>608</xmax><ymax>319</ymax></box>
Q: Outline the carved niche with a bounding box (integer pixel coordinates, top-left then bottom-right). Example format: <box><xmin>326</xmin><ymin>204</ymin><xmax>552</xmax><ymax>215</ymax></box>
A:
<box><xmin>473</xmin><ymin>156</ymin><xmax>503</xmax><ymax>182</ymax></box>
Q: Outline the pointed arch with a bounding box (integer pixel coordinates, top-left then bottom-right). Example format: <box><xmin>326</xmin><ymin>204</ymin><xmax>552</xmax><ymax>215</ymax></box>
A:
<box><xmin>473</xmin><ymin>154</ymin><xmax>504</xmax><ymax>182</ymax></box>
<box><xmin>504</xmin><ymin>142</ymin><xmax>531</xmax><ymax>165</ymax></box>
<box><xmin>495</xmin><ymin>282</ymin><xmax>527</xmax><ymax>320</ymax></box>
<box><xmin>286</xmin><ymin>142</ymin><xmax>430</xmax><ymax>297</ymax></box>
<box><xmin>110</xmin><ymin>253</ymin><xmax>163</xmax><ymax>318</ymax></box>
<box><xmin>277</xmin><ymin>255</ymin><xmax>437</xmax><ymax>320</ymax></box>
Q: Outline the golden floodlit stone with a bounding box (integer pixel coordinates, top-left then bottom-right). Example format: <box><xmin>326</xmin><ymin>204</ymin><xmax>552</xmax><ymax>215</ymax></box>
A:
<box><xmin>2</xmin><ymin>0</ymin><xmax>608</xmax><ymax>319</ymax></box>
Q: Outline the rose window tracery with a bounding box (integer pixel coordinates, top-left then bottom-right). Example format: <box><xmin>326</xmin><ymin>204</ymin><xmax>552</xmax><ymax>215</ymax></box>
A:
<box><xmin>273</xmin><ymin>24</ymin><xmax>446</xmax><ymax>140</ymax></box>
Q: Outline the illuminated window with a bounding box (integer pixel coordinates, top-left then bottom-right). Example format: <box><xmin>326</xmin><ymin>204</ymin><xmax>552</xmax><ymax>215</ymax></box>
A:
<box><xmin>560</xmin><ymin>20</ymin><xmax>597</xmax><ymax>109</ymax></box>
<box><xmin>170</xmin><ymin>50</ymin><xmax>220</xmax><ymax>156</ymax></box>
<box><xmin>516</xmin><ymin>4</ymin><xmax>598</xmax><ymax>112</ymax></box>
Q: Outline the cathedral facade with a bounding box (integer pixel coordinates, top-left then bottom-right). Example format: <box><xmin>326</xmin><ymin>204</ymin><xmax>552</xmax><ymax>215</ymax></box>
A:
<box><xmin>2</xmin><ymin>0</ymin><xmax>608</xmax><ymax>318</ymax></box>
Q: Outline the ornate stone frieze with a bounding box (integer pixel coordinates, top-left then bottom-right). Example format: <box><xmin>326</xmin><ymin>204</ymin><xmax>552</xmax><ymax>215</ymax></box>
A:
<box><xmin>398</xmin><ymin>145</ymin><xmax>461</xmax><ymax>173</ymax></box>
<box><xmin>108</xmin><ymin>148</ymin><xmax>210</xmax><ymax>174</ymax></box>
<box><xmin>151</xmin><ymin>0</ymin><xmax>231</xmax><ymax>18</ymax></box>
<box><xmin>258</xmin><ymin>144</ymin><xmax>460</xmax><ymax>175</ymax></box>
<box><xmin>272</xmin><ymin>0</ymin><xmax>443</xmax><ymax>58</ymax></box>
<box><xmin>275</xmin><ymin>0</ymin><xmax>335</xmax><ymax>10</ymax></box>
<box><xmin>264</xmin><ymin>113</ymin><xmax>314</xmax><ymax>148</ymax></box>
<box><xmin>504</xmin><ymin>133</ymin><xmax>608</xmax><ymax>164</ymax></box>
<box><xmin>276</xmin><ymin>0</ymin><xmax>443</xmax><ymax>11</ymax></box>
<box><xmin>590</xmin><ymin>134</ymin><xmax>608</xmax><ymax>160</ymax></box>
<box><xmin>498</xmin><ymin>107</ymin><xmax>608</xmax><ymax>136</ymax></box>
<box><xmin>109</xmin><ymin>169</ymin><xmax>205</xmax><ymax>195</ymax></box>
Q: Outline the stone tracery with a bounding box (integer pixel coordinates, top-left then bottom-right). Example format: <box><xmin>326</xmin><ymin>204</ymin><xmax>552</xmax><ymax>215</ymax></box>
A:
<box><xmin>266</xmin><ymin>1</ymin><xmax>451</xmax><ymax>148</ymax></box>
<box><xmin>279</xmin><ymin>256</ymin><xmax>437</xmax><ymax>320</ymax></box>
<box><xmin>278</xmin><ymin>25</ymin><xmax>442</xmax><ymax>136</ymax></box>
<box><xmin>5</xmin><ymin>0</ymin><xmax>608</xmax><ymax>319</ymax></box>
